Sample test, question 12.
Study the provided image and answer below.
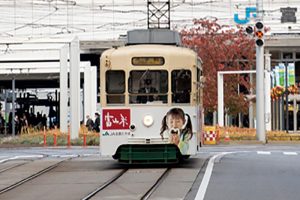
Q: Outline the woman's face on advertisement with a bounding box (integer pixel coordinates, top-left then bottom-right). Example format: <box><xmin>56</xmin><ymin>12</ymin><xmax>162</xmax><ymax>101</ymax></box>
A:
<box><xmin>166</xmin><ymin>115</ymin><xmax>184</xmax><ymax>129</ymax></box>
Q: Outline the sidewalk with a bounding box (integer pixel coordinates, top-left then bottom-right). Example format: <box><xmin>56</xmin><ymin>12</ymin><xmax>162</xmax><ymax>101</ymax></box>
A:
<box><xmin>204</xmin><ymin>126</ymin><xmax>300</xmax><ymax>145</ymax></box>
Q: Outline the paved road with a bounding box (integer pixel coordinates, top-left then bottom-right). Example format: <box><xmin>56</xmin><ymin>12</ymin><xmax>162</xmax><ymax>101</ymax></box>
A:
<box><xmin>2</xmin><ymin>145</ymin><xmax>300</xmax><ymax>200</ymax></box>
<box><xmin>196</xmin><ymin>145</ymin><xmax>300</xmax><ymax>200</ymax></box>
<box><xmin>0</xmin><ymin>147</ymin><xmax>206</xmax><ymax>200</ymax></box>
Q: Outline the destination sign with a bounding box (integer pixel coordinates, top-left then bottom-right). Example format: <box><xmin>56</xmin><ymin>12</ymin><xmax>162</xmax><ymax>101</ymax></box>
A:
<box><xmin>132</xmin><ymin>57</ymin><xmax>165</xmax><ymax>66</ymax></box>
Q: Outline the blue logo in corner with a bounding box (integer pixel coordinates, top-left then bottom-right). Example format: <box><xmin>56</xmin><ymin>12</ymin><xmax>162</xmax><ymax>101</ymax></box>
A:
<box><xmin>234</xmin><ymin>7</ymin><xmax>257</xmax><ymax>24</ymax></box>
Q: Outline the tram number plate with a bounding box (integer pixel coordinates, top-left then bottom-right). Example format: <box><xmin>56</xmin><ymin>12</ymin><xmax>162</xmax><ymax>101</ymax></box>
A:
<box><xmin>102</xmin><ymin>109</ymin><xmax>131</xmax><ymax>130</ymax></box>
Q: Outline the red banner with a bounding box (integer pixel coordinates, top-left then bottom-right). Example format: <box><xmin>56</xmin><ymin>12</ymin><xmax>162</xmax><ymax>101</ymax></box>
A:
<box><xmin>102</xmin><ymin>109</ymin><xmax>131</xmax><ymax>130</ymax></box>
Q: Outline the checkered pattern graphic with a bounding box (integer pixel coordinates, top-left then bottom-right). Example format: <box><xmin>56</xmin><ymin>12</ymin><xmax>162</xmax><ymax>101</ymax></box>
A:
<box><xmin>204</xmin><ymin>131</ymin><xmax>217</xmax><ymax>141</ymax></box>
<box><xmin>202</xmin><ymin>126</ymin><xmax>219</xmax><ymax>145</ymax></box>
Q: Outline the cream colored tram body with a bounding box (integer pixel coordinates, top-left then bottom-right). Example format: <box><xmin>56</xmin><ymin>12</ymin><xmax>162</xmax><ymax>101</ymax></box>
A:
<box><xmin>100</xmin><ymin>29</ymin><xmax>203</xmax><ymax>164</ymax></box>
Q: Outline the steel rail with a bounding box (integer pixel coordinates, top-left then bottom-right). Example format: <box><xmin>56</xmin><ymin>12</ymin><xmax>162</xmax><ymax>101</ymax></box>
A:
<box><xmin>81</xmin><ymin>169</ymin><xmax>128</xmax><ymax>200</ymax></box>
<box><xmin>140</xmin><ymin>168</ymin><xmax>171</xmax><ymax>200</ymax></box>
<box><xmin>0</xmin><ymin>162</ymin><xmax>28</xmax><ymax>173</ymax></box>
<box><xmin>0</xmin><ymin>158</ymin><xmax>72</xmax><ymax>195</ymax></box>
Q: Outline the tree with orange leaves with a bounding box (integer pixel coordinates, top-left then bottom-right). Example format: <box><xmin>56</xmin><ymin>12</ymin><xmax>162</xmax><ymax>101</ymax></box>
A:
<box><xmin>181</xmin><ymin>18</ymin><xmax>255</xmax><ymax>118</ymax></box>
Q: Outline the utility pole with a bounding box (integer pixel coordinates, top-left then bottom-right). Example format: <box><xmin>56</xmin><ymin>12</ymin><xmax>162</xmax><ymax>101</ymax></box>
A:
<box><xmin>255</xmin><ymin>0</ymin><xmax>266</xmax><ymax>143</ymax></box>
<box><xmin>256</xmin><ymin>43</ymin><xmax>265</xmax><ymax>142</ymax></box>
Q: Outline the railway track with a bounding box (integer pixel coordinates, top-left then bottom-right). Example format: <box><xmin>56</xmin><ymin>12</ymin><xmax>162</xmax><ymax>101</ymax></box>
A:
<box><xmin>82</xmin><ymin>168</ymin><xmax>171</xmax><ymax>200</ymax></box>
<box><xmin>0</xmin><ymin>162</ymin><xmax>28</xmax><ymax>173</ymax></box>
<box><xmin>0</xmin><ymin>155</ymin><xmax>46</xmax><ymax>176</ymax></box>
<box><xmin>0</xmin><ymin>157</ymin><xmax>75</xmax><ymax>195</ymax></box>
<box><xmin>140</xmin><ymin>168</ymin><xmax>171</xmax><ymax>200</ymax></box>
<box><xmin>0</xmin><ymin>154</ymin><xmax>205</xmax><ymax>200</ymax></box>
<box><xmin>0</xmin><ymin>155</ymin><xmax>46</xmax><ymax>174</ymax></box>
<box><xmin>82</xmin><ymin>169</ymin><xmax>129</xmax><ymax>200</ymax></box>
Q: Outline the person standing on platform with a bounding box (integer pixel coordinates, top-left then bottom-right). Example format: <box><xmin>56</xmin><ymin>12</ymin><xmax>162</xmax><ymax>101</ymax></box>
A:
<box><xmin>93</xmin><ymin>113</ymin><xmax>100</xmax><ymax>133</ymax></box>
<box><xmin>85</xmin><ymin>115</ymin><xmax>94</xmax><ymax>131</ymax></box>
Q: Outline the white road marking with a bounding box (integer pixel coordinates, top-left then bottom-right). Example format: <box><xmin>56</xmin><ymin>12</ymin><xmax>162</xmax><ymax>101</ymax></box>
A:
<box><xmin>195</xmin><ymin>152</ymin><xmax>232</xmax><ymax>200</ymax></box>
<box><xmin>0</xmin><ymin>155</ymin><xmax>44</xmax><ymax>164</ymax></box>
<box><xmin>257</xmin><ymin>151</ymin><xmax>271</xmax><ymax>155</ymax></box>
<box><xmin>0</xmin><ymin>158</ymin><xmax>12</xmax><ymax>164</ymax></box>
<box><xmin>15</xmin><ymin>155</ymin><xmax>44</xmax><ymax>159</ymax></box>
<box><xmin>51</xmin><ymin>154</ymin><xmax>78</xmax><ymax>158</ymax></box>
<box><xmin>82</xmin><ymin>153</ymin><xmax>99</xmax><ymax>157</ymax></box>
<box><xmin>283</xmin><ymin>152</ymin><xmax>298</xmax><ymax>156</ymax></box>
<box><xmin>0</xmin><ymin>154</ymin><xmax>97</xmax><ymax>163</ymax></box>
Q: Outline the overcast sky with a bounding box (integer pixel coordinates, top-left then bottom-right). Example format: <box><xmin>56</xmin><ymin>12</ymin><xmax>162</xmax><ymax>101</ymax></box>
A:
<box><xmin>0</xmin><ymin>0</ymin><xmax>299</xmax><ymax>42</ymax></box>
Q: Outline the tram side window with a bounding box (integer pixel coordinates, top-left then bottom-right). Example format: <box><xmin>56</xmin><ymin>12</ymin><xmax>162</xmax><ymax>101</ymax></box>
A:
<box><xmin>106</xmin><ymin>70</ymin><xmax>125</xmax><ymax>104</ymax></box>
<box><xmin>128</xmin><ymin>70</ymin><xmax>168</xmax><ymax>104</ymax></box>
<box><xmin>172</xmin><ymin>70</ymin><xmax>191</xmax><ymax>103</ymax></box>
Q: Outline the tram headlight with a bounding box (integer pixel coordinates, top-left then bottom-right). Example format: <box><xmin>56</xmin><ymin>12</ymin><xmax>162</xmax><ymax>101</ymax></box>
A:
<box><xmin>143</xmin><ymin>115</ymin><xmax>154</xmax><ymax>127</ymax></box>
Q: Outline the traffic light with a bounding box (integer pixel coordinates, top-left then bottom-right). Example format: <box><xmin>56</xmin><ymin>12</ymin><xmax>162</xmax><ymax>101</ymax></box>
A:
<box><xmin>255</xmin><ymin>22</ymin><xmax>264</xmax><ymax>47</ymax></box>
<box><xmin>245</xmin><ymin>26</ymin><xmax>254</xmax><ymax>35</ymax></box>
<box><xmin>245</xmin><ymin>22</ymin><xmax>264</xmax><ymax>47</ymax></box>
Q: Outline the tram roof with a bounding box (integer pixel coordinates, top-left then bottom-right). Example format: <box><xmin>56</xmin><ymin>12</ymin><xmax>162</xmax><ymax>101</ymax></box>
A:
<box><xmin>101</xmin><ymin>44</ymin><xmax>201</xmax><ymax>70</ymax></box>
<box><xmin>103</xmin><ymin>44</ymin><xmax>197</xmax><ymax>58</ymax></box>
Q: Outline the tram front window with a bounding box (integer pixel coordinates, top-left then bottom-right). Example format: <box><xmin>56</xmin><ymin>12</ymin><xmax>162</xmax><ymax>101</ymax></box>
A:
<box><xmin>106</xmin><ymin>70</ymin><xmax>125</xmax><ymax>104</ymax></box>
<box><xmin>172</xmin><ymin>70</ymin><xmax>191</xmax><ymax>103</ymax></box>
<box><xmin>129</xmin><ymin>70</ymin><xmax>168</xmax><ymax>104</ymax></box>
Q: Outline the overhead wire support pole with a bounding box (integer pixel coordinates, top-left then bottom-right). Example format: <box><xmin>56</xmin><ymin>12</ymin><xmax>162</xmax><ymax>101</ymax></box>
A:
<box><xmin>256</xmin><ymin>44</ymin><xmax>265</xmax><ymax>143</ymax></box>
<box><xmin>256</xmin><ymin>0</ymin><xmax>263</xmax><ymax>19</ymax></box>
<box><xmin>255</xmin><ymin>0</ymin><xmax>266</xmax><ymax>143</ymax></box>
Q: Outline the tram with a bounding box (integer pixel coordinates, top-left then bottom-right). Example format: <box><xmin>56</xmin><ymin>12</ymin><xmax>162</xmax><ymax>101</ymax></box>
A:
<box><xmin>99</xmin><ymin>29</ymin><xmax>203</xmax><ymax>164</ymax></box>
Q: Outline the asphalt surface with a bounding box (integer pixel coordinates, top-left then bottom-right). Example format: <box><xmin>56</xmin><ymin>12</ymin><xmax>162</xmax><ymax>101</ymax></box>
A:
<box><xmin>0</xmin><ymin>147</ymin><xmax>207</xmax><ymax>200</ymax></box>
<box><xmin>1</xmin><ymin>145</ymin><xmax>300</xmax><ymax>200</ymax></box>
<box><xmin>199</xmin><ymin>145</ymin><xmax>300</xmax><ymax>200</ymax></box>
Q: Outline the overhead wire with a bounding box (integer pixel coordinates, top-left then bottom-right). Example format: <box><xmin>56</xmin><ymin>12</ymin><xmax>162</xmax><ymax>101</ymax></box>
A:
<box><xmin>0</xmin><ymin>0</ymin><xmax>299</xmax><ymax>39</ymax></box>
